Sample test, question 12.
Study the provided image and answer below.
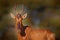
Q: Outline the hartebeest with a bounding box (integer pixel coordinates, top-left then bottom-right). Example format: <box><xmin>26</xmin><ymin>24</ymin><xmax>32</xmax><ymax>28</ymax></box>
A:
<box><xmin>10</xmin><ymin>8</ymin><xmax>55</xmax><ymax>40</ymax></box>
<box><xmin>10</xmin><ymin>12</ymin><xmax>30</xmax><ymax>40</ymax></box>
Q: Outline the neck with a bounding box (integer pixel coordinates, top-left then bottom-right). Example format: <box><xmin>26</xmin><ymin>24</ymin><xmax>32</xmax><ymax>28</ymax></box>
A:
<box><xmin>16</xmin><ymin>20</ymin><xmax>28</xmax><ymax>36</ymax></box>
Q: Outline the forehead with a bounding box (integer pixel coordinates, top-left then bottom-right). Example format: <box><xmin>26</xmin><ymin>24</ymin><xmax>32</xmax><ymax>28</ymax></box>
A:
<box><xmin>16</xmin><ymin>13</ymin><xmax>22</xmax><ymax>18</ymax></box>
<box><xmin>17</xmin><ymin>13</ymin><xmax>21</xmax><ymax>16</ymax></box>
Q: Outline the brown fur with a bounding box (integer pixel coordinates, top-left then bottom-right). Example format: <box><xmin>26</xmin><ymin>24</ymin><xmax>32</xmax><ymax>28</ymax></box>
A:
<box><xmin>25</xmin><ymin>27</ymin><xmax>55</xmax><ymax>40</ymax></box>
<box><xmin>14</xmin><ymin>13</ymin><xmax>55</xmax><ymax>40</ymax></box>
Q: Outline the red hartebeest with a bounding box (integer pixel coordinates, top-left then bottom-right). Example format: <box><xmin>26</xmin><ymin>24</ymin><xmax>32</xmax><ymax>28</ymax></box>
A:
<box><xmin>10</xmin><ymin>12</ymin><xmax>30</xmax><ymax>40</ymax></box>
<box><xmin>10</xmin><ymin>9</ymin><xmax>55</xmax><ymax>40</ymax></box>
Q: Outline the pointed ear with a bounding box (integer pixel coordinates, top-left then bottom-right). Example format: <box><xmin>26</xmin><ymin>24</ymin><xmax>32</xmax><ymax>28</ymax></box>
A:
<box><xmin>10</xmin><ymin>13</ymin><xmax>15</xmax><ymax>19</ymax></box>
<box><xmin>22</xmin><ymin>13</ymin><xmax>27</xmax><ymax>19</ymax></box>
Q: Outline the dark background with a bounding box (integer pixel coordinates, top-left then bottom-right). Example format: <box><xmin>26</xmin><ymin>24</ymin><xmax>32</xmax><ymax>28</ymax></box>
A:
<box><xmin>0</xmin><ymin>0</ymin><xmax>60</xmax><ymax>40</ymax></box>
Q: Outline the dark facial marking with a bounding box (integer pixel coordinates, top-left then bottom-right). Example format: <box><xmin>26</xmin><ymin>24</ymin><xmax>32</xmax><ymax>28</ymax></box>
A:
<box><xmin>18</xmin><ymin>22</ymin><xmax>21</xmax><ymax>29</ymax></box>
<box><xmin>18</xmin><ymin>22</ymin><xmax>28</xmax><ymax>36</ymax></box>
<box><xmin>16</xmin><ymin>13</ymin><xmax>21</xmax><ymax>19</ymax></box>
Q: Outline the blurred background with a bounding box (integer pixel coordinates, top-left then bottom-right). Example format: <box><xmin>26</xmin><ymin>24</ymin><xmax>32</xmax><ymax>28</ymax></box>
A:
<box><xmin>0</xmin><ymin>0</ymin><xmax>60</xmax><ymax>40</ymax></box>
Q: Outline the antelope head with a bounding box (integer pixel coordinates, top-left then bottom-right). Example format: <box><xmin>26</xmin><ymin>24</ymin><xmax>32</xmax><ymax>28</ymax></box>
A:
<box><xmin>10</xmin><ymin>12</ymin><xmax>27</xmax><ymax>23</ymax></box>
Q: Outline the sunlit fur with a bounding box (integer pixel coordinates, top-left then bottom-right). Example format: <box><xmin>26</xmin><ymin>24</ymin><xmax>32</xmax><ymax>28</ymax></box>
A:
<box><xmin>25</xmin><ymin>28</ymin><xmax>55</xmax><ymax>40</ymax></box>
<box><xmin>13</xmin><ymin>13</ymin><xmax>55</xmax><ymax>40</ymax></box>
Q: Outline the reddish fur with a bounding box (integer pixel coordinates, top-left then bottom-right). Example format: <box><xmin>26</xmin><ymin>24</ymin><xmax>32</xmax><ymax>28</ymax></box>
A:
<box><xmin>25</xmin><ymin>28</ymin><xmax>55</xmax><ymax>40</ymax></box>
<box><xmin>14</xmin><ymin>14</ymin><xmax>55</xmax><ymax>40</ymax></box>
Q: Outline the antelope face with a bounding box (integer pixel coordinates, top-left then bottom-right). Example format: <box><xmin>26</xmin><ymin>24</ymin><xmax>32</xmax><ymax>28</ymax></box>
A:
<box><xmin>15</xmin><ymin>13</ymin><xmax>22</xmax><ymax>22</ymax></box>
<box><xmin>10</xmin><ymin>13</ymin><xmax>27</xmax><ymax>22</ymax></box>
